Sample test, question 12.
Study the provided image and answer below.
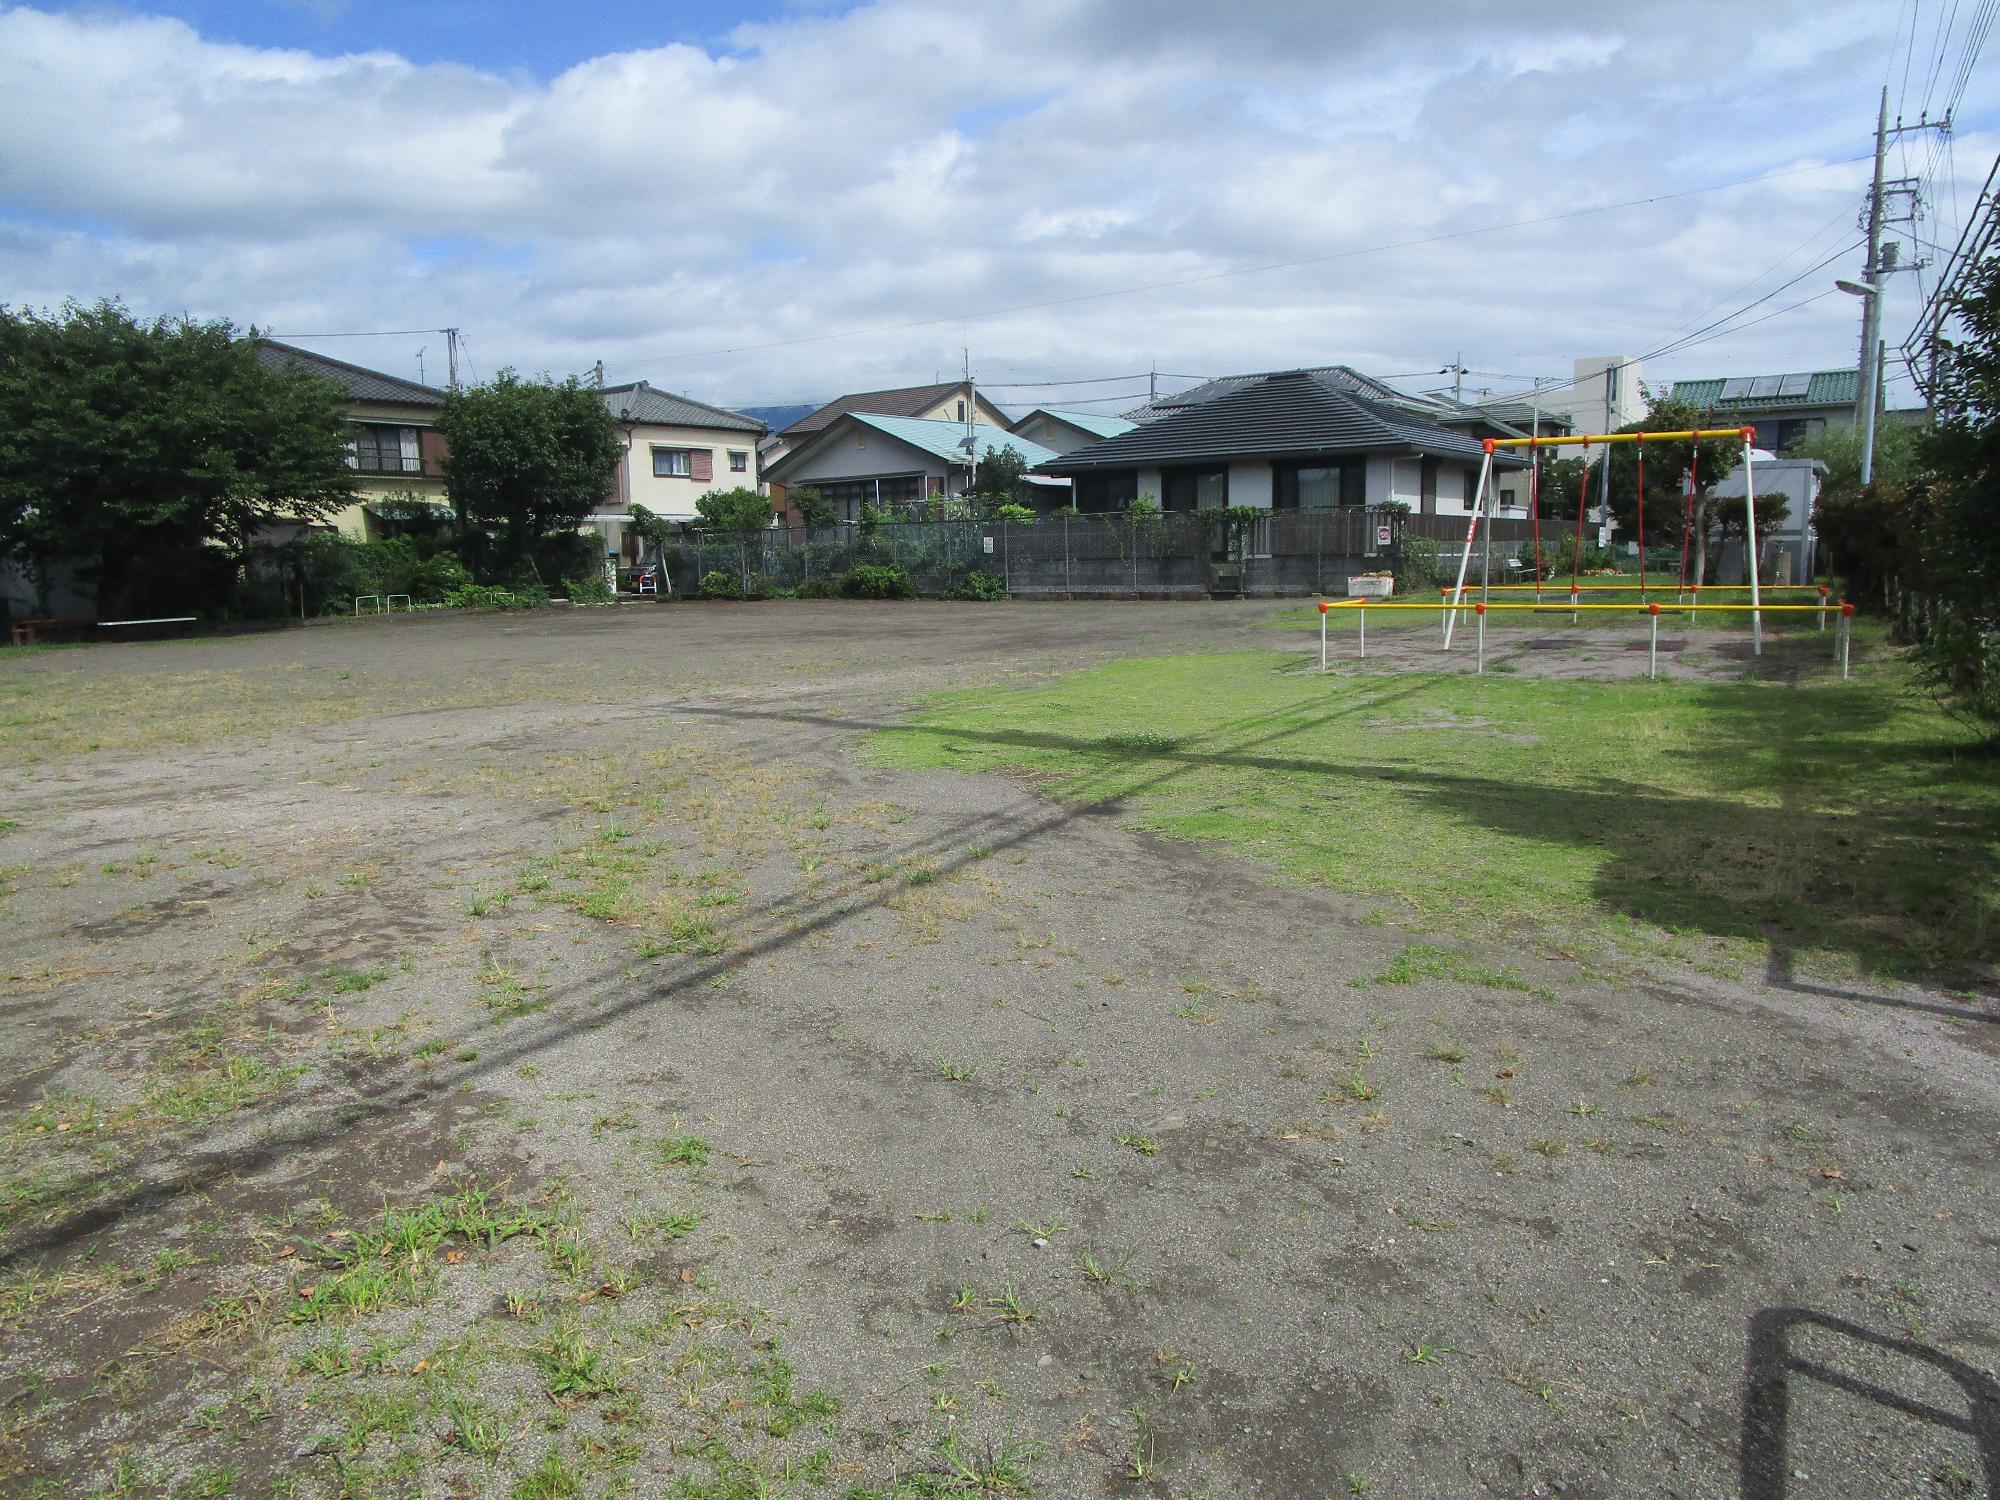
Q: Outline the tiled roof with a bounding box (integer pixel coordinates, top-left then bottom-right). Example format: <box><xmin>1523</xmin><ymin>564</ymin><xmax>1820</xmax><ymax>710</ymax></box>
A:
<box><xmin>599</xmin><ymin>381</ymin><xmax>764</xmax><ymax>434</ymax></box>
<box><xmin>1014</xmin><ymin>408</ymin><xmax>1137</xmax><ymax>440</ymax></box>
<box><xmin>1131</xmin><ymin>365</ymin><xmax>1462</xmax><ymax>424</ymax></box>
<box><xmin>254</xmin><ymin>339</ymin><xmax>441</xmax><ymax>407</ymax></box>
<box><xmin>781</xmin><ymin>381</ymin><xmax>970</xmax><ymax>436</ymax></box>
<box><xmin>847</xmin><ymin>414</ymin><xmax>1059</xmax><ymax>468</ymax></box>
<box><xmin>1669</xmin><ymin>370</ymin><xmax>1860</xmax><ymax>410</ymax></box>
<box><xmin>1047</xmin><ymin>370</ymin><xmax>1517</xmax><ymax>472</ymax></box>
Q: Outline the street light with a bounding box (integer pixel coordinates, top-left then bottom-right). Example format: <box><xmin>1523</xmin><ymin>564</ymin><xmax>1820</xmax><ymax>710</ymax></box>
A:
<box><xmin>1835</xmin><ymin>278</ymin><xmax>1884</xmax><ymax>483</ymax></box>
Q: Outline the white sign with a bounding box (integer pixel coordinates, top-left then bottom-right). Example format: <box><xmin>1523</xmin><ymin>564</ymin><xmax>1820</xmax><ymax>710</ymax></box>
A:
<box><xmin>982</xmin><ymin>536</ymin><xmax>995</xmax><ymax>554</ymax></box>
<box><xmin>1375</xmin><ymin>524</ymin><xmax>1392</xmax><ymax>547</ymax></box>
<box><xmin>1597</xmin><ymin>525</ymin><xmax>1612</xmax><ymax>547</ymax></box>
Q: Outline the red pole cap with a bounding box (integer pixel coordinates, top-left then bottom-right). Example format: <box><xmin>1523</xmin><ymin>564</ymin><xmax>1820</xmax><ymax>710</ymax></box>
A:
<box><xmin>1318</xmin><ymin>600</ymin><xmax>1331</xmax><ymax>613</ymax></box>
<box><xmin>1841</xmin><ymin>601</ymin><xmax>1856</xmax><ymax>617</ymax></box>
<box><xmin>1648</xmin><ymin>602</ymin><xmax>1660</xmax><ymax>615</ymax></box>
<box><xmin>1818</xmin><ymin>585</ymin><xmax>1829</xmax><ymax>598</ymax></box>
<box><xmin>1482</xmin><ymin>438</ymin><xmax>1495</xmax><ymax>453</ymax></box>
<box><xmin>1474</xmin><ymin>602</ymin><xmax>1486</xmax><ymax>615</ymax></box>
<box><xmin>1740</xmin><ymin>426</ymin><xmax>1757</xmax><ymax>442</ymax></box>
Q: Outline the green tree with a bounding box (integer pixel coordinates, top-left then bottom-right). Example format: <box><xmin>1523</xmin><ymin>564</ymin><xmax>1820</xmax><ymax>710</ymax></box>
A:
<box><xmin>692</xmin><ymin>486</ymin><xmax>774</xmax><ymax>534</ymax></box>
<box><xmin>0</xmin><ymin>300</ymin><xmax>355</xmax><ymax>614</ymax></box>
<box><xmin>971</xmin><ymin>445</ymin><xmax>1030</xmax><ymax>518</ymax></box>
<box><xmin>1600</xmin><ymin>393</ymin><xmax>1746</xmax><ymax>584</ymax></box>
<box><xmin>1909</xmin><ymin>253</ymin><xmax>2000</xmax><ymax>729</ymax></box>
<box><xmin>436</xmin><ymin>370</ymin><xmax>620</xmax><ymax>580</ymax></box>
<box><xmin>790</xmin><ymin>485</ymin><xmax>836</xmax><ymax>528</ymax></box>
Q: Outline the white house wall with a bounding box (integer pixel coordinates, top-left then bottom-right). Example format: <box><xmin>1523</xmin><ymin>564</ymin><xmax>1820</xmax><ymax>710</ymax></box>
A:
<box><xmin>621</xmin><ymin>421</ymin><xmax>761</xmax><ymax>521</ymax></box>
<box><xmin>777</xmin><ymin>428</ymin><xmax>945</xmax><ymax>488</ymax></box>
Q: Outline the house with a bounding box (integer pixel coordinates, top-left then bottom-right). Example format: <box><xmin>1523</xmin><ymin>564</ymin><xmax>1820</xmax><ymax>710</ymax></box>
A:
<box><xmin>593</xmin><ymin>381</ymin><xmax>765</xmax><ymax>565</ymax></box>
<box><xmin>1007</xmin><ymin>408</ymin><xmax>1136</xmax><ymax>456</ymax></box>
<box><xmin>1536</xmin><ymin>355</ymin><xmax>1646</xmax><ymax>440</ymax></box>
<box><xmin>1710</xmin><ymin>453</ymin><xmax>1829</xmax><ymax>583</ymax></box>
<box><xmin>760</xmin><ymin>413</ymin><xmax>1060</xmax><ymax>521</ymax></box>
<box><xmin>253</xmin><ymin>340</ymin><xmax>447</xmax><ymax>539</ymax></box>
<box><xmin>1047</xmin><ymin>368</ymin><xmax>1522</xmax><ymax>514</ymax></box>
<box><xmin>1667</xmin><ymin>369</ymin><xmax>1860</xmax><ymax>454</ymax></box>
<box><xmin>762</xmin><ymin>381</ymin><xmax>1013</xmax><ymax>469</ymax></box>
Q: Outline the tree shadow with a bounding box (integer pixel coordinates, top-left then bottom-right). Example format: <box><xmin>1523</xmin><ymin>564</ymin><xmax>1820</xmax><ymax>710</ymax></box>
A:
<box><xmin>1742</xmin><ymin>1308</ymin><xmax>1999</xmax><ymax>1498</ymax></box>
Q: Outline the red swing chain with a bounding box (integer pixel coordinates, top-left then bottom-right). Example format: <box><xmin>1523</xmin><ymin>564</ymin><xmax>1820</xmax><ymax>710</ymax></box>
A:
<box><xmin>1677</xmin><ymin>443</ymin><xmax>1700</xmax><ymax>593</ymax></box>
<box><xmin>1635</xmin><ymin>438</ymin><xmax>1647</xmax><ymax>603</ymax></box>
<box><xmin>1571</xmin><ymin>446</ymin><xmax>1589</xmax><ymax>597</ymax></box>
<box><xmin>1529</xmin><ymin>438</ymin><xmax>1543</xmax><ymax>592</ymax></box>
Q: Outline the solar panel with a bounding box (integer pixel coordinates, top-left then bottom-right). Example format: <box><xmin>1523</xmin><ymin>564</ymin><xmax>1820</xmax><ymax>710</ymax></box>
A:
<box><xmin>1748</xmin><ymin>375</ymin><xmax>1783</xmax><ymax>398</ymax></box>
<box><xmin>1777</xmin><ymin>372</ymin><xmax>1812</xmax><ymax>397</ymax></box>
<box><xmin>1720</xmin><ymin>377</ymin><xmax>1756</xmax><ymax>400</ymax></box>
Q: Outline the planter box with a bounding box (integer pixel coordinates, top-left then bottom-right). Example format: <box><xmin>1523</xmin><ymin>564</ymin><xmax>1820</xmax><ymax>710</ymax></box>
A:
<box><xmin>1345</xmin><ymin>575</ymin><xmax>1395</xmax><ymax>598</ymax></box>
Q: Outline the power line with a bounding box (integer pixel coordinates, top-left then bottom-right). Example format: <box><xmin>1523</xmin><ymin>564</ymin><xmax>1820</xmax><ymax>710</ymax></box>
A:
<box><xmin>613</xmin><ymin>152</ymin><xmax>1873</xmax><ymax>371</ymax></box>
<box><xmin>265</xmin><ymin>327</ymin><xmax>452</xmax><ymax>339</ymax></box>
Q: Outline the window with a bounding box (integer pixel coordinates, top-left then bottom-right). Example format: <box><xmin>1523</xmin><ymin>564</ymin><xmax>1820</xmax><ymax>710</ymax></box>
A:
<box><xmin>349</xmin><ymin>424</ymin><xmax>421</xmax><ymax>474</ymax></box>
<box><xmin>728</xmin><ymin>449</ymin><xmax>749</xmax><ymax>472</ymax></box>
<box><xmin>1076</xmin><ymin>471</ymin><xmax>1137</xmax><ymax>513</ymax></box>
<box><xmin>653</xmin><ymin>448</ymin><xmax>691</xmax><ymax>477</ymax></box>
<box><xmin>956</xmin><ymin>400</ymin><xmax>966</xmax><ymax>422</ymax></box>
<box><xmin>1273</xmin><ymin>460</ymin><xmax>1364</xmax><ymax>509</ymax></box>
<box><xmin>1163</xmin><ymin>467</ymin><xmax>1227</xmax><ymax>512</ymax></box>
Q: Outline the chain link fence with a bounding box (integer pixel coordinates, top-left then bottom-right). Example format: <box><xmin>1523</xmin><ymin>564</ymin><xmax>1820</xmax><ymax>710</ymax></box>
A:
<box><xmin>656</xmin><ymin>507</ymin><xmax>1529</xmax><ymax>600</ymax></box>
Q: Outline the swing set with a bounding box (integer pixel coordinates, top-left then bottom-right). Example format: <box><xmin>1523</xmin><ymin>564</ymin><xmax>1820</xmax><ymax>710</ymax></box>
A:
<box><xmin>1314</xmin><ymin>424</ymin><xmax>1857</xmax><ymax>677</ymax></box>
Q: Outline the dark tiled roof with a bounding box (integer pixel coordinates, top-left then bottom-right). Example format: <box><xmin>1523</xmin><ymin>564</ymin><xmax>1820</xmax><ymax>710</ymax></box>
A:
<box><xmin>254</xmin><ymin>339</ymin><xmax>441</xmax><ymax>407</ymax></box>
<box><xmin>781</xmin><ymin>381</ymin><xmax>968</xmax><ymax>436</ymax></box>
<box><xmin>1128</xmin><ymin>365</ymin><xmax>1461</xmax><ymax>424</ymax></box>
<box><xmin>1047</xmin><ymin>371</ymin><xmax>1517</xmax><ymax>472</ymax></box>
<box><xmin>1670</xmin><ymin>370</ymin><xmax>1860</xmax><ymax>410</ymax></box>
<box><xmin>1469</xmin><ymin>398</ymin><xmax>1574</xmax><ymax>432</ymax></box>
<box><xmin>599</xmin><ymin>382</ymin><xmax>764</xmax><ymax>434</ymax></box>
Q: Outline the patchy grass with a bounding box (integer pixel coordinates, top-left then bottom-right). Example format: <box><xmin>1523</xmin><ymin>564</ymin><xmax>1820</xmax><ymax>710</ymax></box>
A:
<box><xmin>868</xmin><ymin>649</ymin><xmax>2000</xmax><ymax>978</ymax></box>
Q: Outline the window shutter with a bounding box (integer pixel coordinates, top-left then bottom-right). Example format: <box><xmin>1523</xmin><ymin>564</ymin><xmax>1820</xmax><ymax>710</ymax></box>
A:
<box><xmin>692</xmin><ymin>449</ymin><xmax>713</xmax><ymax>482</ymax></box>
<box><xmin>419</xmin><ymin>429</ymin><xmax>449</xmax><ymax>475</ymax></box>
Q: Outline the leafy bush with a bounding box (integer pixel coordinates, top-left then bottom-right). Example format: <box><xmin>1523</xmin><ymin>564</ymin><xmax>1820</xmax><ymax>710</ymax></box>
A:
<box><xmin>1395</xmin><ymin>535</ymin><xmax>1447</xmax><ymax>591</ymax></box>
<box><xmin>410</xmin><ymin>553</ymin><xmax>471</xmax><ymax>601</ymax></box>
<box><xmin>696</xmin><ymin>570</ymin><xmax>742</xmax><ymax>600</ymax></box>
<box><xmin>839</xmin><ymin>564</ymin><xmax>916</xmax><ymax>599</ymax></box>
<box><xmin>945</xmin><ymin>570</ymin><xmax>1006</xmax><ymax>601</ymax></box>
<box><xmin>566</xmin><ymin>573</ymin><xmax>615</xmax><ymax>606</ymax></box>
<box><xmin>443</xmin><ymin>582</ymin><xmax>547</xmax><ymax>611</ymax></box>
<box><xmin>795</xmin><ymin>576</ymin><xmax>838</xmax><ymax>599</ymax></box>
<box><xmin>992</xmin><ymin>503</ymin><xmax>1037</xmax><ymax>523</ymax></box>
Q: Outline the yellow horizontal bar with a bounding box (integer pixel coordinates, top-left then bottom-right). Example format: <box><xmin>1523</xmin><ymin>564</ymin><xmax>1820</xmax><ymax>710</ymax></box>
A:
<box><xmin>1487</xmin><ymin>428</ymin><xmax>1751</xmax><ymax>448</ymax></box>
<box><xmin>1321</xmin><ymin>600</ymin><xmax>1833</xmax><ymax>612</ymax></box>
<box><xmin>1470</xmin><ymin>583</ymin><xmax>1822</xmax><ymax>593</ymax></box>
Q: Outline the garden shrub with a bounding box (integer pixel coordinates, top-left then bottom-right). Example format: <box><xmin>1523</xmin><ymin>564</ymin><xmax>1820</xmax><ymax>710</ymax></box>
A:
<box><xmin>443</xmin><ymin>582</ymin><xmax>547</xmax><ymax>611</ymax></box>
<box><xmin>795</xmin><ymin>576</ymin><xmax>838</xmax><ymax>599</ymax></box>
<box><xmin>839</xmin><ymin>564</ymin><xmax>916</xmax><ymax>599</ymax></box>
<box><xmin>945</xmin><ymin>571</ymin><xmax>1006</xmax><ymax>601</ymax></box>
<box><xmin>696</xmin><ymin>570</ymin><xmax>742</xmax><ymax>600</ymax></box>
<box><xmin>566</xmin><ymin>573</ymin><xmax>616</xmax><ymax>606</ymax></box>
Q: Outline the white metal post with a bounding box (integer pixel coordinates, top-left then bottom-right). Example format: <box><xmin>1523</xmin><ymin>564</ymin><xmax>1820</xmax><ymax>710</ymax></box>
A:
<box><xmin>1743</xmin><ymin>436</ymin><xmax>1763</xmax><ymax>655</ymax></box>
<box><xmin>1320</xmin><ymin>606</ymin><xmax>1327</xmax><ymax>671</ymax></box>
<box><xmin>1442</xmin><ymin>449</ymin><xmax>1494</xmax><ymax>651</ymax></box>
<box><xmin>1475</xmin><ymin>606</ymin><xmax>1485</xmax><ymax>674</ymax></box>
<box><xmin>1649</xmin><ymin>608</ymin><xmax>1659</xmax><ymax>679</ymax></box>
<box><xmin>1359</xmin><ymin>601</ymin><xmax>1366</xmax><ymax>660</ymax></box>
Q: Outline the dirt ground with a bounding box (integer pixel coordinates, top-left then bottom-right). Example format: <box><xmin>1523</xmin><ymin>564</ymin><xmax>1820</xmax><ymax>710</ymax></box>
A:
<box><xmin>0</xmin><ymin>601</ymin><xmax>1994</xmax><ymax>1500</ymax></box>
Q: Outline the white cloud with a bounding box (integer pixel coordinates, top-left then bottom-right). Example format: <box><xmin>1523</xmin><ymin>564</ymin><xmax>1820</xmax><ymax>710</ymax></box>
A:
<box><xmin>0</xmin><ymin>0</ymin><xmax>1954</xmax><ymax>412</ymax></box>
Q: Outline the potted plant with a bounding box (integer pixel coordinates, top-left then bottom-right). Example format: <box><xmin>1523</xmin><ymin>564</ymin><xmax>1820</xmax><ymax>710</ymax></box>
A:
<box><xmin>1346</xmin><ymin>570</ymin><xmax>1395</xmax><ymax>598</ymax></box>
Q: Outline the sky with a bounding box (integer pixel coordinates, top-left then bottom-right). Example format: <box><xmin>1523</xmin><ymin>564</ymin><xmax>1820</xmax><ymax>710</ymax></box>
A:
<box><xmin>1</xmin><ymin>0</ymin><xmax>1992</xmax><ymax>418</ymax></box>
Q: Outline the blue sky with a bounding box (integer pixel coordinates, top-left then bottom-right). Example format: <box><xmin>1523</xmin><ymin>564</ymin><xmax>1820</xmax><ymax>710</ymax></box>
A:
<box><xmin>50</xmin><ymin>0</ymin><xmax>799</xmax><ymax>76</ymax></box>
<box><xmin>1</xmin><ymin>1</ymin><xmax>1990</xmax><ymax>414</ymax></box>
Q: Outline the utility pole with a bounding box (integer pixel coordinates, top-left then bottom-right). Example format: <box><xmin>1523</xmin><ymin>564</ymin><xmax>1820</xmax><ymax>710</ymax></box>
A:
<box><xmin>1149</xmin><ymin>361</ymin><xmax>1157</xmax><ymax>406</ymax></box>
<box><xmin>1442</xmin><ymin>353</ymin><xmax>1468</xmax><ymax>403</ymax></box>
<box><xmin>963</xmin><ymin>347</ymin><xmax>976</xmax><ymax>496</ymax></box>
<box><xmin>1855</xmin><ymin>88</ymin><xmax>1889</xmax><ymax>479</ymax></box>
<box><xmin>445</xmin><ymin>327</ymin><xmax>461</xmax><ymax>391</ymax></box>
<box><xmin>593</xmin><ymin>360</ymin><xmax>604</xmax><ymax>389</ymax></box>
<box><xmin>415</xmin><ymin>348</ymin><xmax>425</xmax><ymax>385</ymax></box>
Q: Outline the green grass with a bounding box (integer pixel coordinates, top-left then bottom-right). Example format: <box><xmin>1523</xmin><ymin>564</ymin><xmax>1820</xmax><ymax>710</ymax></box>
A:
<box><xmin>868</xmin><ymin>649</ymin><xmax>2000</xmax><ymax>978</ymax></box>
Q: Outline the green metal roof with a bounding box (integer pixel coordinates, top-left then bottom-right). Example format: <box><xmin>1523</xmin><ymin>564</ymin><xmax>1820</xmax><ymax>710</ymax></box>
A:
<box><xmin>1669</xmin><ymin>369</ymin><xmax>1859</xmax><ymax>410</ymax></box>
<box><xmin>1018</xmin><ymin>408</ymin><xmax>1137</xmax><ymax>440</ymax></box>
<box><xmin>847</xmin><ymin>413</ymin><xmax>1060</xmax><ymax>468</ymax></box>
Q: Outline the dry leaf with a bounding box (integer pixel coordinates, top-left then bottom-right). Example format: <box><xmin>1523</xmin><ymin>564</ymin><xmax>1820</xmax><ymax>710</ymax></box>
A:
<box><xmin>444</xmin><ymin>1249</ymin><xmax>466</xmax><ymax>1264</ymax></box>
<box><xmin>411</xmin><ymin>1359</ymin><xmax>430</xmax><ymax>1374</ymax></box>
<box><xmin>296</xmin><ymin>1285</ymin><xmax>316</xmax><ymax>1299</ymax></box>
<box><xmin>1496</xmin><ymin>1068</ymin><xmax>1516</xmax><ymax>1079</ymax></box>
<box><xmin>679</xmin><ymin>1267</ymin><xmax>695</xmax><ymax>1284</ymax></box>
<box><xmin>276</xmin><ymin>1245</ymin><xmax>296</xmax><ymax>1259</ymax></box>
<box><xmin>1274</xmin><ymin>1131</ymin><xmax>1303</xmax><ymax>1142</ymax></box>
